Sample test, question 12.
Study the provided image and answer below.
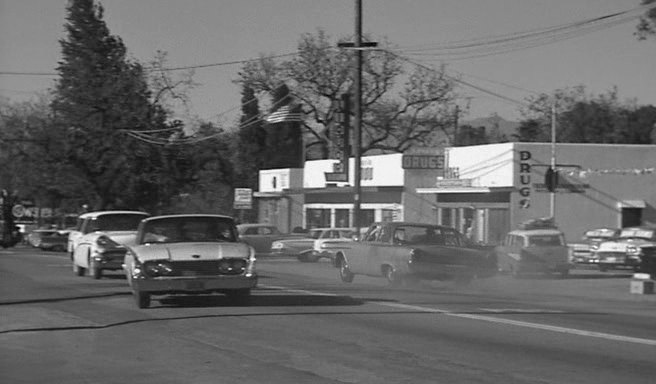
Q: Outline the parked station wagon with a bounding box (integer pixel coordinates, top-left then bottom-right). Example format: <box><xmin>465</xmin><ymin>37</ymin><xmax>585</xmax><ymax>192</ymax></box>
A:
<box><xmin>333</xmin><ymin>222</ymin><xmax>497</xmax><ymax>286</ymax></box>
<box><xmin>496</xmin><ymin>225</ymin><xmax>572</xmax><ymax>277</ymax></box>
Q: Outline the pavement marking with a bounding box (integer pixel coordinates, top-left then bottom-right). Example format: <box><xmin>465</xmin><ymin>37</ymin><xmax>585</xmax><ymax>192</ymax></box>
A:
<box><xmin>262</xmin><ymin>284</ymin><xmax>656</xmax><ymax>347</ymax></box>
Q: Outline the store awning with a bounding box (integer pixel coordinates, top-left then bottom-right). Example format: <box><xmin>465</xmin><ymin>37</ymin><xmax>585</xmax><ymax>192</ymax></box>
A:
<box><xmin>616</xmin><ymin>200</ymin><xmax>646</xmax><ymax>209</ymax></box>
<box><xmin>416</xmin><ymin>187</ymin><xmax>491</xmax><ymax>194</ymax></box>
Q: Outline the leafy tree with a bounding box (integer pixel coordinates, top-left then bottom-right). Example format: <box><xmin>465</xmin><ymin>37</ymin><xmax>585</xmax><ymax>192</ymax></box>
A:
<box><xmin>518</xmin><ymin>86</ymin><xmax>656</xmax><ymax>144</ymax></box>
<box><xmin>636</xmin><ymin>0</ymin><xmax>656</xmax><ymax>39</ymax></box>
<box><xmin>235</xmin><ymin>84</ymin><xmax>266</xmax><ymax>183</ymax></box>
<box><xmin>51</xmin><ymin>0</ymin><xmax>172</xmax><ymax>211</ymax></box>
<box><xmin>237</xmin><ymin>29</ymin><xmax>459</xmax><ymax>159</ymax></box>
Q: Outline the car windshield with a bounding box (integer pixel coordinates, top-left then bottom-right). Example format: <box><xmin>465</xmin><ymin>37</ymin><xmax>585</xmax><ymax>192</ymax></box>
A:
<box><xmin>528</xmin><ymin>234</ymin><xmax>564</xmax><ymax>246</ymax></box>
<box><xmin>393</xmin><ymin>225</ymin><xmax>461</xmax><ymax>246</ymax></box>
<box><xmin>93</xmin><ymin>213</ymin><xmax>148</xmax><ymax>231</ymax></box>
<box><xmin>309</xmin><ymin>230</ymin><xmax>324</xmax><ymax>239</ymax></box>
<box><xmin>140</xmin><ymin>216</ymin><xmax>237</xmax><ymax>244</ymax></box>
<box><xmin>619</xmin><ymin>229</ymin><xmax>654</xmax><ymax>241</ymax></box>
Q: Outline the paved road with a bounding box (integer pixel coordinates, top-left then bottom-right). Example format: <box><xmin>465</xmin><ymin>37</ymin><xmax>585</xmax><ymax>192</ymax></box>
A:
<box><xmin>1</xmin><ymin>246</ymin><xmax>655</xmax><ymax>384</ymax></box>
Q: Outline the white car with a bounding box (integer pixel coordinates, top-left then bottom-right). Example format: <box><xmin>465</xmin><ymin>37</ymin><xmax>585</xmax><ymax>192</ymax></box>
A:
<box><xmin>70</xmin><ymin>210</ymin><xmax>149</xmax><ymax>279</ymax></box>
<box><xmin>594</xmin><ymin>226</ymin><xmax>656</xmax><ymax>272</ymax></box>
<box><xmin>123</xmin><ymin>214</ymin><xmax>257</xmax><ymax>309</ymax></box>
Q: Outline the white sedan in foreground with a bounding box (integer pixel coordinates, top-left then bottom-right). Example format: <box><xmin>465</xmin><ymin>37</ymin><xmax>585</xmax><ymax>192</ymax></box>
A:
<box><xmin>123</xmin><ymin>214</ymin><xmax>257</xmax><ymax>309</ymax></box>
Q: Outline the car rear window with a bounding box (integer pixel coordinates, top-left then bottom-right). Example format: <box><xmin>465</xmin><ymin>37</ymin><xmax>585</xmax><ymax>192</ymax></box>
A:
<box><xmin>527</xmin><ymin>234</ymin><xmax>564</xmax><ymax>246</ymax></box>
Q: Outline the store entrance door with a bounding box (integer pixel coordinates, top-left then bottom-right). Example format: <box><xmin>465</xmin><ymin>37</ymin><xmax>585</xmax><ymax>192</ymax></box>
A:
<box><xmin>621</xmin><ymin>208</ymin><xmax>642</xmax><ymax>227</ymax></box>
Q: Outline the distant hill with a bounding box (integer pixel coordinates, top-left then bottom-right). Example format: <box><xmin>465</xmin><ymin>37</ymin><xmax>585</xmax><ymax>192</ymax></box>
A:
<box><xmin>462</xmin><ymin>114</ymin><xmax>520</xmax><ymax>140</ymax></box>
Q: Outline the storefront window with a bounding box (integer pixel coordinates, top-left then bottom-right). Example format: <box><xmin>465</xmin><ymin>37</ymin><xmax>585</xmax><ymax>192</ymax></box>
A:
<box><xmin>307</xmin><ymin>208</ymin><xmax>330</xmax><ymax>229</ymax></box>
<box><xmin>381</xmin><ymin>209</ymin><xmax>395</xmax><ymax>222</ymax></box>
<box><xmin>440</xmin><ymin>208</ymin><xmax>452</xmax><ymax>228</ymax></box>
<box><xmin>335</xmin><ymin>209</ymin><xmax>350</xmax><ymax>228</ymax></box>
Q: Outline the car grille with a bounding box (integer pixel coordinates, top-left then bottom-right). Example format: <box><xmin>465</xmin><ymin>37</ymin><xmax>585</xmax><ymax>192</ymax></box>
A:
<box><xmin>143</xmin><ymin>259</ymin><xmax>248</xmax><ymax>277</ymax></box>
<box><xmin>597</xmin><ymin>252</ymin><xmax>626</xmax><ymax>261</ymax></box>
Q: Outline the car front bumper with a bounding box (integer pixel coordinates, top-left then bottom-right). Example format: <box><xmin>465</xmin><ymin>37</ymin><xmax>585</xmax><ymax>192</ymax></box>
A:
<box><xmin>130</xmin><ymin>274</ymin><xmax>258</xmax><ymax>294</ymax></box>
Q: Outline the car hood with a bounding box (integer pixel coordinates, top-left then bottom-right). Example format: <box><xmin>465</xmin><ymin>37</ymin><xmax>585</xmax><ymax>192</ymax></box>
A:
<box><xmin>132</xmin><ymin>242</ymin><xmax>252</xmax><ymax>262</ymax></box>
<box><xmin>99</xmin><ymin>231</ymin><xmax>139</xmax><ymax>246</ymax></box>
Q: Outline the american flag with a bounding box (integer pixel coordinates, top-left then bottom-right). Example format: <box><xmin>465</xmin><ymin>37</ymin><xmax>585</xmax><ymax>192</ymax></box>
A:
<box><xmin>265</xmin><ymin>105</ymin><xmax>303</xmax><ymax>124</ymax></box>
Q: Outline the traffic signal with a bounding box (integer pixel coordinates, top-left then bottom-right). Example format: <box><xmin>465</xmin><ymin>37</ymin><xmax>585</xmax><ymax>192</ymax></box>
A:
<box><xmin>545</xmin><ymin>167</ymin><xmax>559</xmax><ymax>192</ymax></box>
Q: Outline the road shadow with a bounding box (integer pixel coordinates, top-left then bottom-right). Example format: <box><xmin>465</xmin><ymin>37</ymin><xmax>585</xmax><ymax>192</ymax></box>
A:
<box><xmin>155</xmin><ymin>293</ymin><xmax>364</xmax><ymax>308</ymax></box>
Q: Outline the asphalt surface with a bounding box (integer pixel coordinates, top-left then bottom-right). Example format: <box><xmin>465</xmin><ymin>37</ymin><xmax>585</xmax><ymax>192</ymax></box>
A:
<box><xmin>1</xmin><ymin>246</ymin><xmax>655</xmax><ymax>384</ymax></box>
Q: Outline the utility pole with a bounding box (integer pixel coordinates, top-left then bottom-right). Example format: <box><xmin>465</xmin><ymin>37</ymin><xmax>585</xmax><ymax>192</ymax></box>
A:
<box><xmin>550</xmin><ymin>101</ymin><xmax>557</xmax><ymax>218</ymax></box>
<box><xmin>353</xmin><ymin>0</ymin><xmax>363</xmax><ymax>235</ymax></box>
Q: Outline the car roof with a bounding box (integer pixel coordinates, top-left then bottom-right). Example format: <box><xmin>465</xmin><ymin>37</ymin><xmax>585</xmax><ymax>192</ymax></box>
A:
<box><xmin>509</xmin><ymin>229</ymin><xmax>564</xmax><ymax>236</ymax></box>
<box><xmin>309</xmin><ymin>227</ymin><xmax>354</xmax><ymax>231</ymax></box>
<box><xmin>78</xmin><ymin>210</ymin><xmax>149</xmax><ymax>219</ymax></box>
<box><xmin>142</xmin><ymin>214</ymin><xmax>234</xmax><ymax>223</ymax></box>
<box><xmin>370</xmin><ymin>221</ymin><xmax>458</xmax><ymax>231</ymax></box>
<box><xmin>237</xmin><ymin>223</ymin><xmax>276</xmax><ymax>228</ymax></box>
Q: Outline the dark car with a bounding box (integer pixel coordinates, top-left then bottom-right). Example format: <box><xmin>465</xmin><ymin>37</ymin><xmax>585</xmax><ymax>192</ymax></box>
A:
<box><xmin>236</xmin><ymin>223</ymin><xmax>306</xmax><ymax>256</ymax></box>
<box><xmin>333</xmin><ymin>222</ymin><xmax>496</xmax><ymax>286</ymax></box>
<box><xmin>38</xmin><ymin>230</ymin><xmax>69</xmax><ymax>252</ymax></box>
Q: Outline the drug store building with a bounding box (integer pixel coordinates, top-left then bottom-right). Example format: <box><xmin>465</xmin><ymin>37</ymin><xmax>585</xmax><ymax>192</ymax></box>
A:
<box><xmin>253</xmin><ymin>142</ymin><xmax>656</xmax><ymax>245</ymax></box>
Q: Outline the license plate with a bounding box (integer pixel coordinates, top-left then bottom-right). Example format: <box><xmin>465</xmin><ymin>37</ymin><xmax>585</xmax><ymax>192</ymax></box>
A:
<box><xmin>185</xmin><ymin>281</ymin><xmax>205</xmax><ymax>290</ymax></box>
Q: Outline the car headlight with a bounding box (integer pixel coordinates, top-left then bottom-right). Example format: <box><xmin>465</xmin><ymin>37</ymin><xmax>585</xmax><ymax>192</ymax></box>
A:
<box><xmin>143</xmin><ymin>260</ymin><xmax>174</xmax><ymax>277</ymax></box>
<box><xmin>271</xmin><ymin>241</ymin><xmax>283</xmax><ymax>249</ymax></box>
<box><xmin>626</xmin><ymin>245</ymin><xmax>641</xmax><ymax>256</ymax></box>
<box><xmin>590</xmin><ymin>243</ymin><xmax>600</xmax><ymax>251</ymax></box>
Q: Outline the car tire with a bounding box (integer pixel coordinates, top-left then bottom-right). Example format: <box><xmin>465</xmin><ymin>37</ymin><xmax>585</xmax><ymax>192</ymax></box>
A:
<box><xmin>89</xmin><ymin>260</ymin><xmax>102</xmax><ymax>280</ymax></box>
<box><xmin>73</xmin><ymin>263</ymin><xmax>85</xmax><ymax>276</ymax></box>
<box><xmin>384</xmin><ymin>265</ymin><xmax>402</xmax><ymax>287</ymax></box>
<box><xmin>297</xmin><ymin>254</ymin><xmax>308</xmax><ymax>262</ymax></box>
<box><xmin>337</xmin><ymin>256</ymin><xmax>354</xmax><ymax>283</ymax></box>
<box><xmin>134</xmin><ymin>290</ymin><xmax>151</xmax><ymax>309</ymax></box>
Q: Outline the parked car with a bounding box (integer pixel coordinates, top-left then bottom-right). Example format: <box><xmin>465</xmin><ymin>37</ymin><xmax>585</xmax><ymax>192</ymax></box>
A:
<box><xmin>333</xmin><ymin>222</ymin><xmax>497</xmax><ymax>286</ymax></box>
<box><xmin>236</xmin><ymin>223</ymin><xmax>305</xmax><ymax>256</ymax></box>
<box><xmin>594</xmin><ymin>226</ymin><xmax>656</xmax><ymax>272</ymax></box>
<box><xmin>270</xmin><ymin>227</ymin><xmax>355</xmax><ymax>262</ymax></box>
<box><xmin>496</xmin><ymin>219</ymin><xmax>572</xmax><ymax>277</ymax></box>
<box><xmin>123</xmin><ymin>214</ymin><xmax>257</xmax><ymax>309</ymax></box>
<box><xmin>70</xmin><ymin>210</ymin><xmax>150</xmax><ymax>279</ymax></box>
<box><xmin>569</xmin><ymin>228</ymin><xmax>620</xmax><ymax>264</ymax></box>
<box><xmin>26</xmin><ymin>229</ymin><xmax>59</xmax><ymax>248</ymax></box>
<box><xmin>38</xmin><ymin>230</ymin><xmax>69</xmax><ymax>252</ymax></box>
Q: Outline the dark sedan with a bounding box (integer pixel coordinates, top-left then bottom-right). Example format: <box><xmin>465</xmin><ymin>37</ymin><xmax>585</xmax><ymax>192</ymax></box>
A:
<box><xmin>333</xmin><ymin>222</ymin><xmax>497</xmax><ymax>286</ymax></box>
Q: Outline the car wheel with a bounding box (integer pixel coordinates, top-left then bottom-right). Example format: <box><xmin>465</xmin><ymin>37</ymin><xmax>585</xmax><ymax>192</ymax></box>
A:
<box><xmin>73</xmin><ymin>263</ymin><xmax>85</xmax><ymax>276</ymax></box>
<box><xmin>89</xmin><ymin>260</ymin><xmax>102</xmax><ymax>280</ymax></box>
<box><xmin>305</xmin><ymin>254</ymin><xmax>320</xmax><ymax>263</ymax></box>
<box><xmin>297</xmin><ymin>254</ymin><xmax>308</xmax><ymax>262</ymax></box>
<box><xmin>384</xmin><ymin>265</ymin><xmax>402</xmax><ymax>287</ymax></box>
<box><xmin>227</xmin><ymin>288</ymin><xmax>251</xmax><ymax>305</ymax></box>
<box><xmin>134</xmin><ymin>289</ymin><xmax>151</xmax><ymax>309</ymax></box>
<box><xmin>337</xmin><ymin>256</ymin><xmax>354</xmax><ymax>283</ymax></box>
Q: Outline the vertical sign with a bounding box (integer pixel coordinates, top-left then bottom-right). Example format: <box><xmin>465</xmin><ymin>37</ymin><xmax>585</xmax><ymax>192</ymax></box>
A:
<box><xmin>325</xmin><ymin>93</ymin><xmax>351</xmax><ymax>183</ymax></box>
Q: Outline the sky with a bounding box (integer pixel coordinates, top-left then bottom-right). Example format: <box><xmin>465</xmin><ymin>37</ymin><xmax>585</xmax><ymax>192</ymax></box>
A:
<box><xmin>1</xmin><ymin>0</ymin><xmax>655</xmax><ymax>126</ymax></box>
